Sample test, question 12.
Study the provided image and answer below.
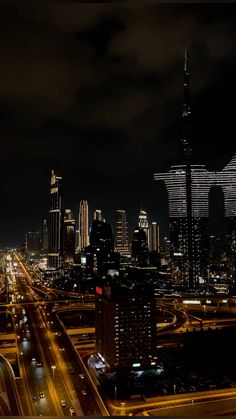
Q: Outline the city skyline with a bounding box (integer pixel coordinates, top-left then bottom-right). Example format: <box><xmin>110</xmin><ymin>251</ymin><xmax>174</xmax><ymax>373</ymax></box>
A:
<box><xmin>0</xmin><ymin>3</ymin><xmax>235</xmax><ymax>247</ymax></box>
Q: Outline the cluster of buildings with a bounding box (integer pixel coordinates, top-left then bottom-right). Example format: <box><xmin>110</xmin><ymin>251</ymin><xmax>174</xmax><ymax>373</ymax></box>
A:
<box><xmin>25</xmin><ymin>170</ymin><xmax>160</xmax><ymax>276</ymax></box>
<box><xmin>24</xmin><ymin>51</ymin><xmax>236</xmax><ymax>376</ymax></box>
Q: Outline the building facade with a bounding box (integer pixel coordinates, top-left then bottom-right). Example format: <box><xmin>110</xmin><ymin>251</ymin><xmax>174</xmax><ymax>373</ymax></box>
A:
<box><xmin>48</xmin><ymin>170</ymin><xmax>62</xmax><ymax>269</ymax></box>
<box><xmin>149</xmin><ymin>221</ymin><xmax>160</xmax><ymax>253</ymax></box>
<box><xmin>62</xmin><ymin>209</ymin><xmax>75</xmax><ymax>264</ymax></box>
<box><xmin>95</xmin><ymin>282</ymin><xmax>157</xmax><ymax>371</ymax></box>
<box><xmin>76</xmin><ymin>200</ymin><xmax>89</xmax><ymax>252</ymax></box>
<box><xmin>26</xmin><ymin>231</ymin><xmax>41</xmax><ymax>256</ymax></box>
<box><xmin>138</xmin><ymin>209</ymin><xmax>149</xmax><ymax>248</ymax></box>
<box><xmin>115</xmin><ymin>210</ymin><xmax>129</xmax><ymax>255</ymax></box>
<box><xmin>41</xmin><ymin>218</ymin><xmax>48</xmax><ymax>254</ymax></box>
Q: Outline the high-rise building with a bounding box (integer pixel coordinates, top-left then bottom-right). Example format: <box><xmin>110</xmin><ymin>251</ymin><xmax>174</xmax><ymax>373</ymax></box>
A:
<box><xmin>131</xmin><ymin>226</ymin><xmax>149</xmax><ymax>266</ymax></box>
<box><xmin>95</xmin><ymin>281</ymin><xmax>157</xmax><ymax>372</ymax></box>
<box><xmin>154</xmin><ymin>52</ymin><xmax>210</xmax><ymax>287</ymax></box>
<box><xmin>26</xmin><ymin>231</ymin><xmax>41</xmax><ymax>256</ymax></box>
<box><xmin>149</xmin><ymin>222</ymin><xmax>160</xmax><ymax>253</ymax></box>
<box><xmin>138</xmin><ymin>209</ymin><xmax>149</xmax><ymax>247</ymax></box>
<box><xmin>155</xmin><ymin>165</ymin><xmax>211</xmax><ymax>285</ymax></box>
<box><xmin>41</xmin><ymin>218</ymin><xmax>48</xmax><ymax>253</ymax></box>
<box><xmin>48</xmin><ymin>170</ymin><xmax>62</xmax><ymax>269</ymax></box>
<box><xmin>76</xmin><ymin>200</ymin><xmax>89</xmax><ymax>252</ymax></box>
<box><xmin>63</xmin><ymin>209</ymin><xmax>75</xmax><ymax>264</ymax></box>
<box><xmin>115</xmin><ymin>210</ymin><xmax>129</xmax><ymax>255</ymax></box>
<box><xmin>82</xmin><ymin>219</ymin><xmax>119</xmax><ymax>275</ymax></box>
<box><xmin>94</xmin><ymin>209</ymin><xmax>102</xmax><ymax>221</ymax></box>
<box><xmin>90</xmin><ymin>219</ymin><xmax>114</xmax><ymax>252</ymax></box>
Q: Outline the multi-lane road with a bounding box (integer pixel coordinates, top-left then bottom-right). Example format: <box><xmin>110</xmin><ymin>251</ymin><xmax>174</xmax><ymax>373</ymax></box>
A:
<box><xmin>3</xmin><ymin>253</ymin><xmax>109</xmax><ymax>416</ymax></box>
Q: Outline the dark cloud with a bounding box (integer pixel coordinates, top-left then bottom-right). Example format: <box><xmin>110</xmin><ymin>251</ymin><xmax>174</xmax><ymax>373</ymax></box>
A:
<box><xmin>0</xmin><ymin>2</ymin><xmax>235</xmax><ymax>245</ymax></box>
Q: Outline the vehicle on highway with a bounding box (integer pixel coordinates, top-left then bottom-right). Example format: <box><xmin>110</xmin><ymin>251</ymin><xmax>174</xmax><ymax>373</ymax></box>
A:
<box><xmin>79</xmin><ymin>374</ymin><xmax>85</xmax><ymax>379</ymax></box>
<box><xmin>32</xmin><ymin>357</ymin><xmax>36</xmax><ymax>361</ymax></box>
<box><xmin>69</xmin><ymin>407</ymin><xmax>76</xmax><ymax>416</ymax></box>
<box><xmin>40</xmin><ymin>392</ymin><xmax>45</xmax><ymax>398</ymax></box>
<box><xmin>37</xmin><ymin>362</ymin><xmax>42</xmax><ymax>367</ymax></box>
<box><xmin>61</xmin><ymin>400</ymin><xmax>66</xmax><ymax>407</ymax></box>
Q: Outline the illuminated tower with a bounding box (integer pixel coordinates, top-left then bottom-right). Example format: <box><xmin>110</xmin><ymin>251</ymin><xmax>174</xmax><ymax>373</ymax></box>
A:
<box><xmin>48</xmin><ymin>170</ymin><xmax>62</xmax><ymax>269</ymax></box>
<box><xmin>94</xmin><ymin>209</ymin><xmax>102</xmax><ymax>221</ymax></box>
<box><xmin>154</xmin><ymin>52</ymin><xmax>210</xmax><ymax>287</ymax></box>
<box><xmin>63</xmin><ymin>209</ymin><xmax>75</xmax><ymax>264</ymax></box>
<box><xmin>138</xmin><ymin>209</ymin><xmax>149</xmax><ymax>247</ymax></box>
<box><xmin>149</xmin><ymin>221</ymin><xmax>160</xmax><ymax>252</ymax></box>
<box><xmin>115</xmin><ymin>210</ymin><xmax>129</xmax><ymax>255</ymax></box>
<box><xmin>42</xmin><ymin>218</ymin><xmax>48</xmax><ymax>253</ymax></box>
<box><xmin>77</xmin><ymin>200</ymin><xmax>89</xmax><ymax>252</ymax></box>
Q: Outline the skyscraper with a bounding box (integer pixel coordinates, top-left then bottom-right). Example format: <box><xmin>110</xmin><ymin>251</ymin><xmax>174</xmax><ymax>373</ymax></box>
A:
<box><xmin>131</xmin><ymin>226</ymin><xmax>149</xmax><ymax>266</ymax></box>
<box><xmin>26</xmin><ymin>231</ymin><xmax>41</xmax><ymax>256</ymax></box>
<box><xmin>95</xmin><ymin>281</ymin><xmax>157</xmax><ymax>372</ymax></box>
<box><xmin>115</xmin><ymin>210</ymin><xmax>129</xmax><ymax>255</ymax></box>
<box><xmin>76</xmin><ymin>200</ymin><xmax>89</xmax><ymax>252</ymax></box>
<box><xmin>62</xmin><ymin>209</ymin><xmax>75</xmax><ymax>264</ymax></box>
<box><xmin>48</xmin><ymin>170</ymin><xmax>62</xmax><ymax>269</ymax></box>
<box><xmin>41</xmin><ymin>218</ymin><xmax>48</xmax><ymax>253</ymax></box>
<box><xmin>154</xmin><ymin>52</ymin><xmax>210</xmax><ymax>287</ymax></box>
<box><xmin>138</xmin><ymin>209</ymin><xmax>149</xmax><ymax>247</ymax></box>
<box><xmin>149</xmin><ymin>221</ymin><xmax>160</xmax><ymax>252</ymax></box>
<box><xmin>94</xmin><ymin>209</ymin><xmax>102</xmax><ymax>221</ymax></box>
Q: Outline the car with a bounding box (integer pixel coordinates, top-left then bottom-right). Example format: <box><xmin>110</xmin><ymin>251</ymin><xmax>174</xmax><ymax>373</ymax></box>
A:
<box><xmin>36</xmin><ymin>362</ymin><xmax>42</xmax><ymax>367</ymax></box>
<box><xmin>22</xmin><ymin>337</ymin><xmax>27</xmax><ymax>341</ymax></box>
<box><xmin>79</xmin><ymin>374</ymin><xmax>85</xmax><ymax>379</ymax></box>
<box><xmin>32</xmin><ymin>357</ymin><xmax>36</xmax><ymax>361</ymax></box>
<box><xmin>61</xmin><ymin>400</ymin><xmax>66</xmax><ymax>407</ymax></box>
<box><xmin>69</xmin><ymin>407</ymin><xmax>76</xmax><ymax>416</ymax></box>
<box><xmin>82</xmin><ymin>390</ymin><xmax>87</xmax><ymax>396</ymax></box>
<box><xmin>40</xmin><ymin>392</ymin><xmax>45</xmax><ymax>398</ymax></box>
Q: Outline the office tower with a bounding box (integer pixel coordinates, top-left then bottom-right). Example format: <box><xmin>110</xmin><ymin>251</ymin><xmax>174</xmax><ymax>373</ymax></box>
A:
<box><xmin>63</xmin><ymin>209</ymin><xmax>75</xmax><ymax>264</ymax></box>
<box><xmin>48</xmin><ymin>170</ymin><xmax>62</xmax><ymax>269</ymax></box>
<box><xmin>41</xmin><ymin>218</ymin><xmax>48</xmax><ymax>253</ymax></box>
<box><xmin>90</xmin><ymin>219</ymin><xmax>114</xmax><ymax>252</ymax></box>
<box><xmin>94</xmin><ymin>209</ymin><xmax>102</xmax><ymax>221</ymax></box>
<box><xmin>138</xmin><ymin>209</ymin><xmax>149</xmax><ymax>247</ymax></box>
<box><xmin>26</xmin><ymin>231</ymin><xmax>41</xmax><ymax>255</ymax></box>
<box><xmin>95</xmin><ymin>281</ymin><xmax>157</xmax><ymax>371</ymax></box>
<box><xmin>154</xmin><ymin>52</ymin><xmax>210</xmax><ymax>287</ymax></box>
<box><xmin>115</xmin><ymin>210</ymin><xmax>129</xmax><ymax>255</ymax></box>
<box><xmin>161</xmin><ymin>236</ymin><xmax>171</xmax><ymax>266</ymax></box>
<box><xmin>131</xmin><ymin>226</ymin><xmax>149</xmax><ymax>266</ymax></box>
<box><xmin>82</xmin><ymin>219</ymin><xmax>119</xmax><ymax>275</ymax></box>
<box><xmin>76</xmin><ymin>200</ymin><xmax>89</xmax><ymax>252</ymax></box>
<box><xmin>149</xmin><ymin>221</ymin><xmax>160</xmax><ymax>252</ymax></box>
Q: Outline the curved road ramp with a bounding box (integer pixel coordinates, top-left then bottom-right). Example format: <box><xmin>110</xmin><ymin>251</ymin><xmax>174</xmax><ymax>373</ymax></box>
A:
<box><xmin>0</xmin><ymin>355</ymin><xmax>22</xmax><ymax>415</ymax></box>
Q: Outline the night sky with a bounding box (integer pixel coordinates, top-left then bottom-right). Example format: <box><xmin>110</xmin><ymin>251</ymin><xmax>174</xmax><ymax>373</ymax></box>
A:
<box><xmin>0</xmin><ymin>2</ymin><xmax>236</xmax><ymax>246</ymax></box>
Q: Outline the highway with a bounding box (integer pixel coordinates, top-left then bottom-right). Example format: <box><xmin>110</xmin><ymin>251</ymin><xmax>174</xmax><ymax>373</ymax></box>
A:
<box><xmin>6</xmin><ymin>254</ymin><xmax>84</xmax><ymax>416</ymax></box>
<box><xmin>10</xmin><ymin>253</ymin><xmax>109</xmax><ymax>416</ymax></box>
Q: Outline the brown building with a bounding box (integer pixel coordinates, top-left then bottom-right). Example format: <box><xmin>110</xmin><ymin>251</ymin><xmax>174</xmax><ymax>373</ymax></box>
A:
<box><xmin>95</xmin><ymin>282</ymin><xmax>157</xmax><ymax>371</ymax></box>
